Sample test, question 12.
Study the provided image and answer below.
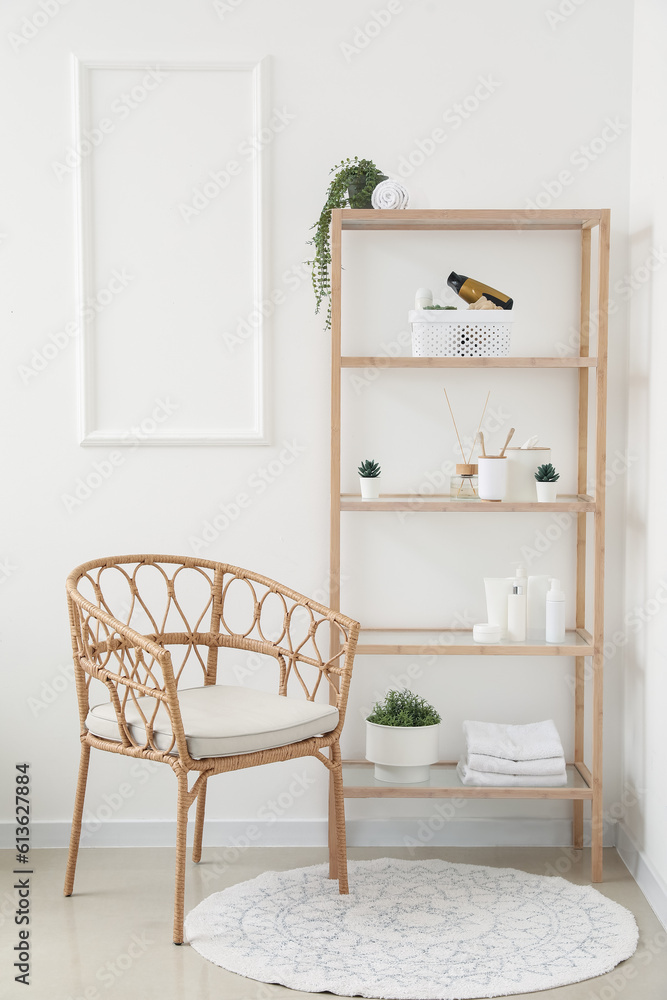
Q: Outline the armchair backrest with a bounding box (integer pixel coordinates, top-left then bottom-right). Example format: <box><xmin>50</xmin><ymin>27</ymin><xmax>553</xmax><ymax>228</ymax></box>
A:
<box><xmin>66</xmin><ymin>555</ymin><xmax>360</xmax><ymax>762</ymax></box>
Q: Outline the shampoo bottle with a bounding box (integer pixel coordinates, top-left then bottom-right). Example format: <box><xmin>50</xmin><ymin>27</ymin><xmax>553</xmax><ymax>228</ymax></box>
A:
<box><xmin>545</xmin><ymin>578</ymin><xmax>566</xmax><ymax>643</ymax></box>
<box><xmin>507</xmin><ymin>580</ymin><xmax>526</xmax><ymax>642</ymax></box>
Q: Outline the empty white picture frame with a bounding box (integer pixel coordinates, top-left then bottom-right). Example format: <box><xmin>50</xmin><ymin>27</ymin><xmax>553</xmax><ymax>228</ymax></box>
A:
<box><xmin>73</xmin><ymin>57</ymin><xmax>269</xmax><ymax>445</ymax></box>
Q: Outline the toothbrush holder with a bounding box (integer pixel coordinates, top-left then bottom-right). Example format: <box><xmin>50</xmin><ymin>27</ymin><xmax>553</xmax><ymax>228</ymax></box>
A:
<box><xmin>478</xmin><ymin>456</ymin><xmax>508</xmax><ymax>502</ymax></box>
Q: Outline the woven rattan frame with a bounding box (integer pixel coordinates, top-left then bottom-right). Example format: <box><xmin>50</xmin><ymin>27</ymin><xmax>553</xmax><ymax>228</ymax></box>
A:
<box><xmin>63</xmin><ymin>554</ymin><xmax>360</xmax><ymax>943</ymax></box>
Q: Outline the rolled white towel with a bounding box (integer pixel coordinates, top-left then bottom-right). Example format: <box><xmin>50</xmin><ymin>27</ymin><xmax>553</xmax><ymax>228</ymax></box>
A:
<box><xmin>371</xmin><ymin>178</ymin><xmax>409</xmax><ymax>210</ymax></box>
<box><xmin>467</xmin><ymin>752</ymin><xmax>566</xmax><ymax>777</ymax></box>
<box><xmin>457</xmin><ymin>759</ymin><xmax>567</xmax><ymax>787</ymax></box>
<box><xmin>463</xmin><ymin>719</ymin><xmax>564</xmax><ymax>762</ymax></box>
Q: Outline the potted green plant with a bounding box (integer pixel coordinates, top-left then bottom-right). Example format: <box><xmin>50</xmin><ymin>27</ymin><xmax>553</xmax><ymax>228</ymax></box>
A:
<box><xmin>366</xmin><ymin>689</ymin><xmax>441</xmax><ymax>783</ymax></box>
<box><xmin>358</xmin><ymin>458</ymin><xmax>381</xmax><ymax>500</ymax></box>
<box><xmin>535</xmin><ymin>463</ymin><xmax>560</xmax><ymax>502</ymax></box>
<box><xmin>308</xmin><ymin>157</ymin><xmax>387</xmax><ymax>330</ymax></box>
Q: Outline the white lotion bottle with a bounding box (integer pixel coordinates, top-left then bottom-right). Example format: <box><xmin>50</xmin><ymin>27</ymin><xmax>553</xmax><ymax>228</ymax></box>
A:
<box><xmin>507</xmin><ymin>582</ymin><xmax>526</xmax><ymax>642</ymax></box>
<box><xmin>545</xmin><ymin>578</ymin><xmax>566</xmax><ymax>643</ymax></box>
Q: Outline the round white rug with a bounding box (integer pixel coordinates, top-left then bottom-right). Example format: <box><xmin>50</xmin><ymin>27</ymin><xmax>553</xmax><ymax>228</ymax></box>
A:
<box><xmin>185</xmin><ymin>857</ymin><xmax>638</xmax><ymax>999</ymax></box>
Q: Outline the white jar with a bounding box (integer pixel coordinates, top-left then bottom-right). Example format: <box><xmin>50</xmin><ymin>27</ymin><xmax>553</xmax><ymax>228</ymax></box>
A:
<box><xmin>478</xmin><ymin>456</ymin><xmax>507</xmax><ymax>501</ymax></box>
<box><xmin>472</xmin><ymin>623</ymin><xmax>502</xmax><ymax>644</ymax></box>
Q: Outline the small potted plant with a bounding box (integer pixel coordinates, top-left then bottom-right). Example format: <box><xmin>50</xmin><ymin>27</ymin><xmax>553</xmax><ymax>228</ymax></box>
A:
<box><xmin>358</xmin><ymin>459</ymin><xmax>381</xmax><ymax>500</ymax></box>
<box><xmin>366</xmin><ymin>689</ymin><xmax>441</xmax><ymax>783</ymax></box>
<box><xmin>535</xmin><ymin>463</ymin><xmax>560</xmax><ymax>502</ymax></box>
<box><xmin>308</xmin><ymin>157</ymin><xmax>387</xmax><ymax>330</ymax></box>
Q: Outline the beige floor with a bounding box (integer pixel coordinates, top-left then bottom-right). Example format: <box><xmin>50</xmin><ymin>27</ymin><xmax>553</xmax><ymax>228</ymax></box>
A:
<box><xmin>1</xmin><ymin>846</ymin><xmax>665</xmax><ymax>1000</ymax></box>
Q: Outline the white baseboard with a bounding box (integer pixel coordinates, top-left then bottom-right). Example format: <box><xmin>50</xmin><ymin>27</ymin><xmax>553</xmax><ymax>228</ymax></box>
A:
<box><xmin>616</xmin><ymin>822</ymin><xmax>667</xmax><ymax>930</ymax></box>
<box><xmin>0</xmin><ymin>818</ymin><xmax>616</xmax><ymax>850</ymax></box>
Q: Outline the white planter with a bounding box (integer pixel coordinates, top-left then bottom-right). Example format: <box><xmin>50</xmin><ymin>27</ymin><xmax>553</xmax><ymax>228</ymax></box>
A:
<box><xmin>536</xmin><ymin>480</ymin><xmax>558</xmax><ymax>502</ymax></box>
<box><xmin>365</xmin><ymin>720</ymin><xmax>440</xmax><ymax>783</ymax></box>
<box><xmin>359</xmin><ymin>476</ymin><xmax>381</xmax><ymax>500</ymax></box>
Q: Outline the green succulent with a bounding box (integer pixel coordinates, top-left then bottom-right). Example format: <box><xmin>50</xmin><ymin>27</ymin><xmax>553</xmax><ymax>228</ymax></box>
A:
<box><xmin>424</xmin><ymin>304</ymin><xmax>457</xmax><ymax>310</ymax></box>
<box><xmin>535</xmin><ymin>463</ymin><xmax>560</xmax><ymax>482</ymax></box>
<box><xmin>307</xmin><ymin>157</ymin><xmax>386</xmax><ymax>330</ymax></box>
<box><xmin>358</xmin><ymin>459</ymin><xmax>381</xmax><ymax>478</ymax></box>
<box><xmin>367</xmin><ymin>689</ymin><xmax>441</xmax><ymax>727</ymax></box>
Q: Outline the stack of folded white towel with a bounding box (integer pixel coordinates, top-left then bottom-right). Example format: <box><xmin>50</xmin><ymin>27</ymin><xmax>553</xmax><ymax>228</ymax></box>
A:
<box><xmin>457</xmin><ymin>719</ymin><xmax>567</xmax><ymax>787</ymax></box>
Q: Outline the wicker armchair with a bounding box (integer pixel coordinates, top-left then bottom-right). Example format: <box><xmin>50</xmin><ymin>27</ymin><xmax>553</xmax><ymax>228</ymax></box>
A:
<box><xmin>64</xmin><ymin>555</ymin><xmax>359</xmax><ymax>943</ymax></box>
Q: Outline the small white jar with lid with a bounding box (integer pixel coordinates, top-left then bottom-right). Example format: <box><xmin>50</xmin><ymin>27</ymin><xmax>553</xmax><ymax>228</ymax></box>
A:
<box><xmin>472</xmin><ymin>623</ymin><xmax>502</xmax><ymax>644</ymax></box>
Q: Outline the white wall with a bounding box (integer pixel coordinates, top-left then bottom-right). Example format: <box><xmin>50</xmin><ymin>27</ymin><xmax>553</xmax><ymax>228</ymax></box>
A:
<box><xmin>619</xmin><ymin>0</ymin><xmax>667</xmax><ymax>926</ymax></box>
<box><xmin>1</xmin><ymin>0</ymin><xmax>633</xmax><ymax>850</ymax></box>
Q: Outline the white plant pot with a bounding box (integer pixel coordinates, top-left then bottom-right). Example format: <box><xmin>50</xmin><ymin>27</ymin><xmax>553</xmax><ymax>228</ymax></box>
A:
<box><xmin>365</xmin><ymin>720</ymin><xmax>440</xmax><ymax>783</ymax></box>
<box><xmin>536</xmin><ymin>480</ymin><xmax>558</xmax><ymax>502</ymax></box>
<box><xmin>359</xmin><ymin>476</ymin><xmax>381</xmax><ymax>500</ymax></box>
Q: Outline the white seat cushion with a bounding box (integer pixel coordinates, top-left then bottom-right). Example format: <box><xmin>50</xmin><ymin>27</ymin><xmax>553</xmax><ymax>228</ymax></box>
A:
<box><xmin>85</xmin><ymin>685</ymin><xmax>339</xmax><ymax>759</ymax></box>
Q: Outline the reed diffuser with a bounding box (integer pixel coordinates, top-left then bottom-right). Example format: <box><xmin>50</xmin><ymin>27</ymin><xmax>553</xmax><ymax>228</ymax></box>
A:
<box><xmin>443</xmin><ymin>388</ymin><xmax>490</xmax><ymax>499</ymax></box>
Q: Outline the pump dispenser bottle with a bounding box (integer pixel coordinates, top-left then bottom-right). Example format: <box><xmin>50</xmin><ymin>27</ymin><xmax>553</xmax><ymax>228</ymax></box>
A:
<box><xmin>507</xmin><ymin>577</ymin><xmax>527</xmax><ymax>642</ymax></box>
<box><xmin>545</xmin><ymin>578</ymin><xmax>565</xmax><ymax>643</ymax></box>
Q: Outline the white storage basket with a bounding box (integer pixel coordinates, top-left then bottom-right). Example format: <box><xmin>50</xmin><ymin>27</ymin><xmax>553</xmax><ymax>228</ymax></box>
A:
<box><xmin>409</xmin><ymin>309</ymin><xmax>513</xmax><ymax>358</ymax></box>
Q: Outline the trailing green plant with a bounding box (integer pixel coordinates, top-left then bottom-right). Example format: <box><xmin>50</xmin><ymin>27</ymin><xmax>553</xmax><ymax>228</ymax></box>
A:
<box><xmin>424</xmin><ymin>304</ymin><xmax>457</xmax><ymax>310</ymax></box>
<box><xmin>367</xmin><ymin>689</ymin><xmax>441</xmax><ymax>727</ymax></box>
<box><xmin>307</xmin><ymin>157</ymin><xmax>386</xmax><ymax>330</ymax></box>
<box><xmin>358</xmin><ymin>459</ymin><xmax>381</xmax><ymax>478</ymax></box>
<box><xmin>535</xmin><ymin>463</ymin><xmax>560</xmax><ymax>483</ymax></box>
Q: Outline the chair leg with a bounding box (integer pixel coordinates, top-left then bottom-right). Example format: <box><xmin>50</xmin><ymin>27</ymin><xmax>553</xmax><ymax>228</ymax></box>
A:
<box><xmin>64</xmin><ymin>742</ymin><xmax>91</xmax><ymax>897</ymax></box>
<box><xmin>173</xmin><ymin>773</ymin><xmax>189</xmax><ymax>945</ymax></box>
<box><xmin>192</xmin><ymin>777</ymin><xmax>208</xmax><ymax>864</ymax></box>
<box><xmin>329</xmin><ymin>742</ymin><xmax>349</xmax><ymax>894</ymax></box>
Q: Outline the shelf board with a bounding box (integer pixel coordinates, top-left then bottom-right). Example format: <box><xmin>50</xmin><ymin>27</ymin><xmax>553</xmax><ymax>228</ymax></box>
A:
<box><xmin>340</xmin><ymin>493</ymin><xmax>596</xmax><ymax>513</ymax></box>
<box><xmin>341</xmin><ymin>356</ymin><xmax>597</xmax><ymax>369</ymax></box>
<box><xmin>355</xmin><ymin>627</ymin><xmax>594</xmax><ymax>656</ymax></box>
<box><xmin>342</xmin><ymin>761</ymin><xmax>592</xmax><ymax>799</ymax></box>
<box><xmin>337</xmin><ymin>208</ymin><xmax>604</xmax><ymax>231</ymax></box>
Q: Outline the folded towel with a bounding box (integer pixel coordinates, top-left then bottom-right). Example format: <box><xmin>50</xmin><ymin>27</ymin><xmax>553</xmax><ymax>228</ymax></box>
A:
<box><xmin>463</xmin><ymin>720</ymin><xmax>564</xmax><ymax>762</ymax></box>
<box><xmin>467</xmin><ymin>753</ymin><xmax>566</xmax><ymax>777</ymax></box>
<box><xmin>457</xmin><ymin>759</ymin><xmax>568</xmax><ymax>787</ymax></box>
<box><xmin>371</xmin><ymin>178</ymin><xmax>409</xmax><ymax>210</ymax></box>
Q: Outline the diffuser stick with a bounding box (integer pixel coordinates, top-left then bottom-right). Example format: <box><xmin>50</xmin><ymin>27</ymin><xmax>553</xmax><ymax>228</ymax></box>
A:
<box><xmin>443</xmin><ymin>388</ymin><xmax>466</xmax><ymax>461</ymax></box>
<box><xmin>467</xmin><ymin>391</ymin><xmax>491</xmax><ymax>463</ymax></box>
<box><xmin>478</xmin><ymin>431</ymin><xmax>487</xmax><ymax>457</ymax></box>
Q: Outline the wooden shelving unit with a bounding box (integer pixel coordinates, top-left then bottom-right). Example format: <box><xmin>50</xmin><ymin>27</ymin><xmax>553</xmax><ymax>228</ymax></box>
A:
<box><xmin>328</xmin><ymin>208</ymin><xmax>610</xmax><ymax>883</ymax></box>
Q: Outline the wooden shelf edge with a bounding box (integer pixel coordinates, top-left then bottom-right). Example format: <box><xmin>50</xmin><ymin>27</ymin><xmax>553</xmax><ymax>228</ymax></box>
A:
<box><xmin>341</xmin><ymin>762</ymin><xmax>592</xmax><ymax>799</ymax></box>
<box><xmin>341</xmin><ymin>356</ymin><xmax>598</xmax><ymax>369</ymax></box>
<box><xmin>340</xmin><ymin>495</ymin><xmax>597</xmax><ymax>513</ymax></box>
<box><xmin>337</xmin><ymin>208</ymin><xmax>604</xmax><ymax>231</ymax></box>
